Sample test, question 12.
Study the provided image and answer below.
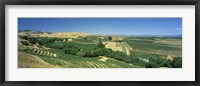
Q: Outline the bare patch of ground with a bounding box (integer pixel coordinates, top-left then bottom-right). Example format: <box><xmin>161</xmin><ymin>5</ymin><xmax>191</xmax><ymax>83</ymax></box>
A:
<box><xmin>111</xmin><ymin>36</ymin><xmax>125</xmax><ymax>41</ymax></box>
<box><xmin>105</xmin><ymin>42</ymin><xmax>133</xmax><ymax>55</ymax></box>
<box><xmin>105</xmin><ymin>42</ymin><xmax>123</xmax><ymax>52</ymax></box>
<box><xmin>166</xmin><ymin>55</ymin><xmax>174</xmax><ymax>60</ymax></box>
<box><xmin>99</xmin><ymin>56</ymin><xmax>109</xmax><ymax>62</ymax></box>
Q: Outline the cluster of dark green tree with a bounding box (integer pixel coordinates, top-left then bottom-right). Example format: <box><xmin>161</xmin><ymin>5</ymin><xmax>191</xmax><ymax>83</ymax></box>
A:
<box><xmin>130</xmin><ymin>51</ymin><xmax>182</xmax><ymax>68</ymax></box>
<box><xmin>141</xmin><ymin>57</ymin><xmax>182</xmax><ymax>68</ymax></box>
<box><xmin>80</xmin><ymin>35</ymin><xmax>112</xmax><ymax>42</ymax></box>
<box><xmin>20</xmin><ymin>36</ymin><xmax>67</xmax><ymax>46</ymax></box>
<box><xmin>62</xmin><ymin>41</ymin><xmax>108</xmax><ymax>57</ymax></box>
<box><xmin>21</xmin><ymin>41</ymin><xmax>30</xmax><ymax>46</ymax></box>
<box><xmin>64</xmin><ymin>45</ymin><xmax>81</xmax><ymax>55</ymax></box>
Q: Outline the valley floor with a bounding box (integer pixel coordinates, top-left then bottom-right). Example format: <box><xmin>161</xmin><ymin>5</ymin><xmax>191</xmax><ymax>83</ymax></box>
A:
<box><xmin>18</xmin><ymin>51</ymin><xmax>140</xmax><ymax>68</ymax></box>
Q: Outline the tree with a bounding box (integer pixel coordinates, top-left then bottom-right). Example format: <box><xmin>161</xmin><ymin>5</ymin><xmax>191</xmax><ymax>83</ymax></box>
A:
<box><xmin>145</xmin><ymin>62</ymin><xmax>159</xmax><ymax>68</ymax></box>
<box><xmin>21</xmin><ymin>41</ymin><xmax>30</xmax><ymax>46</ymax></box>
<box><xmin>108</xmin><ymin>36</ymin><xmax>112</xmax><ymax>41</ymax></box>
<box><xmin>64</xmin><ymin>44</ymin><xmax>81</xmax><ymax>55</ymax></box>
<box><xmin>97</xmin><ymin>41</ymin><xmax>105</xmax><ymax>48</ymax></box>
<box><xmin>29</xmin><ymin>37</ymin><xmax>37</xmax><ymax>44</ymax></box>
<box><xmin>76</xmin><ymin>51</ymin><xmax>86</xmax><ymax>57</ymax></box>
<box><xmin>64</xmin><ymin>48</ymin><xmax>78</xmax><ymax>55</ymax></box>
<box><xmin>172</xmin><ymin>57</ymin><xmax>182</xmax><ymax>68</ymax></box>
<box><xmin>21</xmin><ymin>35</ymin><xmax>29</xmax><ymax>40</ymax></box>
<box><xmin>164</xmin><ymin>59</ymin><xmax>173</xmax><ymax>68</ymax></box>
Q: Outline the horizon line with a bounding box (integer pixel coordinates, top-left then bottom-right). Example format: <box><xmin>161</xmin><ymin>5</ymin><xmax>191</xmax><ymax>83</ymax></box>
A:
<box><xmin>18</xmin><ymin>29</ymin><xmax>182</xmax><ymax>36</ymax></box>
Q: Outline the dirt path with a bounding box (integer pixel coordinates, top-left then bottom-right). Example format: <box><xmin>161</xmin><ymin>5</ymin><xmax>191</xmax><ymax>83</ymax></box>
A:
<box><xmin>124</xmin><ymin>46</ymin><xmax>130</xmax><ymax>55</ymax></box>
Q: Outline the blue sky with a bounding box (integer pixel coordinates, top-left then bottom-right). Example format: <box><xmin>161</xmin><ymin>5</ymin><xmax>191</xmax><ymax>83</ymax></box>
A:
<box><xmin>18</xmin><ymin>18</ymin><xmax>182</xmax><ymax>35</ymax></box>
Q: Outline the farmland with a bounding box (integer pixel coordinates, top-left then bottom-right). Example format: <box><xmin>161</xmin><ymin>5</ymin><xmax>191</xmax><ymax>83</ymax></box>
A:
<box><xmin>18</xmin><ymin>31</ymin><xmax>182</xmax><ymax>68</ymax></box>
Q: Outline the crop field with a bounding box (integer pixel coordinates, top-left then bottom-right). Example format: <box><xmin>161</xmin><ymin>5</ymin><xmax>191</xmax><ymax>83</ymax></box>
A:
<box><xmin>50</xmin><ymin>42</ymin><xmax>97</xmax><ymax>52</ymax></box>
<box><xmin>21</xmin><ymin>48</ymin><xmax>138</xmax><ymax>68</ymax></box>
<box><xmin>18</xmin><ymin>31</ymin><xmax>182</xmax><ymax>68</ymax></box>
<box><xmin>123</xmin><ymin>37</ymin><xmax>182</xmax><ymax>57</ymax></box>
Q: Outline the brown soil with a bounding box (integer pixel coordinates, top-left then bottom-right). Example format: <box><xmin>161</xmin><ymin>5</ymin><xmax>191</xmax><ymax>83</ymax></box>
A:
<box><xmin>99</xmin><ymin>56</ymin><xmax>109</xmax><ymax>62</ymax></box>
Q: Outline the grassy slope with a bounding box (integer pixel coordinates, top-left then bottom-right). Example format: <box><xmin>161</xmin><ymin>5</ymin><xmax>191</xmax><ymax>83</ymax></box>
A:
<box><xmin>18</xmin><ymin>51</ymin><xmax>59</xmax><ymax>68</ymax></box>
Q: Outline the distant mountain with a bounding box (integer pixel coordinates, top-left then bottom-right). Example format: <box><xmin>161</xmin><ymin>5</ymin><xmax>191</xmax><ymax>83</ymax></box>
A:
<box><xmin>174</xmin><ymin>34</ymin><xmax>182</xmax><ymax>38</ymax></box>
<box><xmin>19</xmin><ymin>30</ymin><xmax>52</xmax><ymax>34</ymax></box>
<box><xmin>18</xmin><ymin>30</ymin><xmax>32</xmax><ymax>32</ymax></box>
<box><xmin>18</xmin><ymin>30</ymin><xmax>182</xmax><ymax>38</ymax></box>
<box><xmin>18</xmin><ymin>30</ymin><xmax>91</xmax><ymax>38</ymax></box>
<box><xmin>130</xmin><ymin>34</ymin><xmax>182</xmax><ymax>38</ymax></box>
<box><xmin>97</xmin><ymin>34</ymin><xmax>182</xmax><ymax>38</ymax></box>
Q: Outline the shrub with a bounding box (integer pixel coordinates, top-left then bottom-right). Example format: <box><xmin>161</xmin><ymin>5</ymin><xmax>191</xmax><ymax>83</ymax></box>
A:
<box><xmin>64</xmin><ymin>48</ymin><xmax>79</xmax><ymax>55</ymax></box>
<box><xmin>108</xmin><ymin>36</ymin><xmax>112</xmax><ymax>41</ymax></box>
<box><xmin>76</xmin><ymin>51</ymin><xmax>86</xmax><ymax>57</ymax></box>
<box><xmin>172</xmin><ymin>57</ymin><xmax>182</xmax><ymax>68</ymax></box>
<box><xmin>145</xmin><ymin>62</ymin><xmax>159</xmax><ymax>68</ymax></box>
<box><xmin>64</xmin><ymin>44</ymin><xmax>81</xmax><ymax>55</ymax></box>
<box><xmin>97</xmin><ymin>41</ymin><xmax>105</xmax><ymax>48</ymax></box>
<box><xmin>29</xmin><ymin>37</ymin><xmax>37</xmax><ymax>44</ymax></box>
<box><xmin>21</xmin><ymin>41</ymin><xmax>30</xmax><ymax>46</ymax></box>
<box><xmin>164</xmin><ymin>59</ymin><xmax>173</xmax><ymax>68</ymax></box>
<box><xmin>131</xmin><ymin>57</ymin><xmax>146</xmax><ymax>67</ymax></box>
<box><xmin>21</xmin><ymin>35</ymin><xmax>29</xmax><ymax>40</ymax></box>
<box><xmin>149</xmin><ymin>57</ymin><xmax>165</xmax><ymax>67</ymax></box>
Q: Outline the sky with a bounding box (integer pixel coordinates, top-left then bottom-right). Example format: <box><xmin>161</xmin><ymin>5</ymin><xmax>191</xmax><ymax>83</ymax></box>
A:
<box><xmin>18</xmin><ymin>18</ymin><xmax>182</xmax><ymax>35</ymax></box>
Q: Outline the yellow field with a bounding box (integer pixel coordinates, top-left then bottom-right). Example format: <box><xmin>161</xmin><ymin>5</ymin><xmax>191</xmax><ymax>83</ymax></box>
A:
<box><xmin>153</xmin><ymin>38</ymin><xmax>182</xmax><ymax>46</ymax></box>
<box><xmin>105</xmin><ymin>42</ymin><xmax>133</xmax><ymax>55</ymax></box>
<box><xmin>19</xmin><ymin>32</ymin><xmax>91</xmax><ymax>38</ymax></box>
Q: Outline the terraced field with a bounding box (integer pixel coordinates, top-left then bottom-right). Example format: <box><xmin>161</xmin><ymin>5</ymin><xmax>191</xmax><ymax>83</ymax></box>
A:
<box><xmin>22</xmin><ymin>48</ymin><xmax>139</xmax><ymax>68</ymax></box>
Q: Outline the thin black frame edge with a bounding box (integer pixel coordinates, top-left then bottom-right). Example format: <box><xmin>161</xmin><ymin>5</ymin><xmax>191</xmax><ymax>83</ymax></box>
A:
<box><xmin>195</xmin><ymin>1</ymin><xmax>200</xmax><ymax>86</ymax></box>
<box><xmin>1</xmin><ymin>0</ymin><xmax>200</xmax><ymax>5</ymax></box>
<box><xmin>0</xmin><ymin>0</ymin><xmax>199</xmax><ymax>86</ymax></box>
<box><xmin>0</xmin><ymin>81</ymin><xmax>198</xmax><ymax>86</ymax></box>
<box><xmin>0</xmin><ymin>0</ymin><xmax>5</xmax><ymax>86</ymax></box>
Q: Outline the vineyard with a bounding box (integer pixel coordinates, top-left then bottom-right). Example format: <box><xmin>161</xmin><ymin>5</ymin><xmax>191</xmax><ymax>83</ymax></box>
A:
<box><xmin>21</xmin><ymin>48</ymin><xmax>138</xmax><ymax>68</ymax></box>
<box><xmin>123</xmin><ymin>37</ymin><xmax>182</xmax><ymax>57</ymax></box>
<box><xmin>18</xmin><ymin>31</ymin><xmax>182</xmax><ymax>68</ymax></box>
